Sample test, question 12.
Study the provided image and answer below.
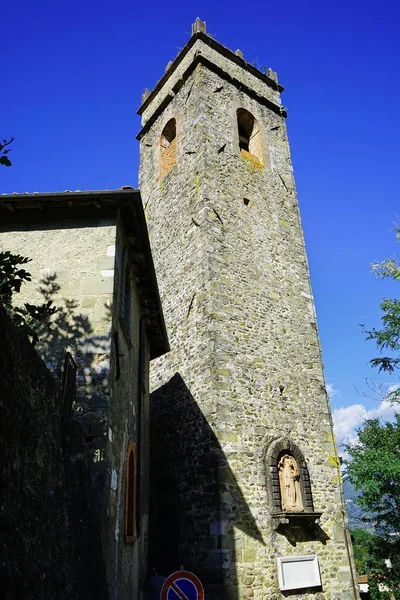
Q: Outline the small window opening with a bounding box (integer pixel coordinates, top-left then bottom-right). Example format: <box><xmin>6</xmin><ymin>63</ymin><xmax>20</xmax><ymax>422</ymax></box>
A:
<box><xmin>124</xmin><ymin>440</ymin><xmax>137</xmax><ymax>543</ymax></box>
<box><xmin>160</xmin><ymin>118</ymin><xmax>177</xmax><ymax>178</ymax></box>
<box><xmin>243</xmin><ymin>197</ymin><xmax>250</xmax><ymax>206</ymax></box>
<box><xmin>237</xmin><ymin>108</ymin><xmax>263</xmax><ymax>165</ymax></box>
<box><xmin>123</xmin><ymin>263</ymin><xmax>131</xmax><ymax>329</ymax></box>
<box><xmin>119</xmin><ymin>250</ymin><xmax>132</xmax><ymax>334</ymax></box>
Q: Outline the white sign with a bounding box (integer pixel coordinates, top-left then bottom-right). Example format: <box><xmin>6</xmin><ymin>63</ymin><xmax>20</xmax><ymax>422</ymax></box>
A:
<box><xmin>277</xmin><ymin>555</ymin><xmax>321</xmax><ymax>591</ymax></box>
<box><xmin>110</xmin><ymin>468</ymin><xmax>118</xmax><ymax>491</ymax></box>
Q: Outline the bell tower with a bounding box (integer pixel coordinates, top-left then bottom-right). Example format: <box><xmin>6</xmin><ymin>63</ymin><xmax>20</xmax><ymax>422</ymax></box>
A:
<box><xmin>138</xmin><ymin>19</ymin><xmax>356</xmax><ymax>600</ymax></box>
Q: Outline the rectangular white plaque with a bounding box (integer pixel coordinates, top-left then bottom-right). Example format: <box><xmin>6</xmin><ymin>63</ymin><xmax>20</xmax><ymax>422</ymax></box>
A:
<box><xmin>277</xmin><ymin>555</ymin><xmax>321</xmax><ymax>591</ymax></box>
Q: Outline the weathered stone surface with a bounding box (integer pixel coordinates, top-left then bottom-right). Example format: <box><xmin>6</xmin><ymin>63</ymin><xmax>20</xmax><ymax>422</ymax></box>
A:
<box><xmin>0</xmin><ymin>202</ymin><xmax>162</xmax><ymax>600</ymax></box>
<box><xmin>0</xmin><ymin>306</ymin><xmax>76</xmax><ymax>599</ymax></box>
<box><xmin>141</xmin><ymin>34</ymin><xmax>357</xmax><ymax>600</ymax></box>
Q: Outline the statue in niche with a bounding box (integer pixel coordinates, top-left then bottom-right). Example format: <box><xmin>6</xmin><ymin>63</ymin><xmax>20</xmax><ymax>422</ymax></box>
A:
<box><xmin>278</xmin><ymin>454</ymin><xmax>304</xmax><ymax>513</ymax></box>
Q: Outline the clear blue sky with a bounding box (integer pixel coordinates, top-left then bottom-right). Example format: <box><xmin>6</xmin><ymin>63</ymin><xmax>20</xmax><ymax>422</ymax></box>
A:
<box><xmin>3</xmin><ymin>0</ymin><xmax>400</xmax><ymax>445</ymax></box>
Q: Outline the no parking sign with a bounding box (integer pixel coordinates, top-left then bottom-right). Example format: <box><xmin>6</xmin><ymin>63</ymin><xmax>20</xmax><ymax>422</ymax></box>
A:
<box><xmin>161</xmin><ymin>571</ymin><xmax>204</xmax><ymax>600</ymax></box>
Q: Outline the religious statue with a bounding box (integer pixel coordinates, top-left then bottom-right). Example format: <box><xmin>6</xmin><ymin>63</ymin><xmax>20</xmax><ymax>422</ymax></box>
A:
<box><xmin>278</xmin><ymin>454</ymin><xmax>304</xmax><ymax>513</ymax></box>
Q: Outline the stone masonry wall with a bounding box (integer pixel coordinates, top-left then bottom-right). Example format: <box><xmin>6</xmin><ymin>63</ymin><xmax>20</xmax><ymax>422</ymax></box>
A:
<box><xmin>0</xmin><ymin>210</ymin><xmax>116</xmax><ymax>418</ymax></box>
<box><xmin>104</xmin><ymin>217</ymin><xmax>151</xmax><ymax>600</ymax></box>
<box><xmin>0</xmin><ymin>306</ymin><xmax>77</xmax><ymax>599</ymax></box>
<box><xmin>0</xmin><ymin>211</ymin><xmax>118</xmax><ymax>595</ymax></box>
<box><xmin>140</xmin><ymin>37</ymin><xmax>356</xmax><ymax>600</ymax></box>
<box><xmin>0</xmin><ymin>210</ymin><xmax>152</xmax><ymax>600</ymax></box>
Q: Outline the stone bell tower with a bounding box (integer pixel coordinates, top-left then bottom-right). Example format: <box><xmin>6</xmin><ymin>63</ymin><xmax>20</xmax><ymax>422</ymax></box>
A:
<box><xmin>138</xmin><ymin>19</ymin><xmax>356</xmax><ymax>600</ymax></box>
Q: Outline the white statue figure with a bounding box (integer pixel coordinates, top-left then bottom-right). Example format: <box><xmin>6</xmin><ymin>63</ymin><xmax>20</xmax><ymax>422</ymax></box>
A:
<box><xmin>278</xmin><ymin>454</ymin><xmax>304</xmax><ymax>512</ymax></box>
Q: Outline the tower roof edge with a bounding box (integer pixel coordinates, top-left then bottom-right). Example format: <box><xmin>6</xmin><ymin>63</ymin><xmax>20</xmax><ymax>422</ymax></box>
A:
<box><xmin>137</xmin><ymin>31</ymin><xmax>284</xmax><ymax>117</ymax></box>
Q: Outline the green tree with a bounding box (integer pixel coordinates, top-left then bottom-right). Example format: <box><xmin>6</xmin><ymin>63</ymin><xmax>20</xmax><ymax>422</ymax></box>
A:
<box><xmin>0</xmin><ymin>251</ymin><xmax>57</xmax><ymax>345</ymax></box>
<box><xmin>351</xmin><ymin>529</ymin><xmax>385</xmax><ymax>574</ymax></box>
<box><xmin>345</xmin><ymin>226</ymin><xmax>400</xmax><ymax>597</ymax></box>
<box><xmin>351</xmin><ymin>528</ymin><xmax>400</xmax><ymax>599</ymax></box>
<box><xmin>345</xmin><ymin>416</ymin><xmax>400</xmax><ymax>535</ymax></box>
<box><xmin>345</xmin><ymin>417</ymin><xmax>400</xmax><ymax>596</ymax></box>
<box><xmin>0</xmin><ymin>136</ymin><xmax>14</xmax><ymax>167</ymax></box>
<box><xmin>364</xmin><ymin>226</ymin><xmax>400</xmax><ymax>384</ymax></box>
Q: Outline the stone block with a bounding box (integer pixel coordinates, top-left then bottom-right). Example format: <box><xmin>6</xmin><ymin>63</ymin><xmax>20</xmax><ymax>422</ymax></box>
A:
<box><xmin>81</xmin><ymin>277</ymin><xmax>114</xmax><ymax>294</ymax></box>
<box><xmin>96</xmin><ymin>257</ymin><xmax>115</xmax><ymax>271</ymax></box>
<box><xmin>81</xmin><ymin>296</ymin><xmax>97</xmax><ymax>308</ymax></box>
<box><xmin>336</xmin><ymin>567</ymin><xmax>352</xmax><ymax>583</ymax></box>
<box><xmin>333</xmin><ymin>522</ymin><xmax>345</xmax><ymax>542</ymax></box>
<box><xmin>217</xmin><ymin>431</ymin><xmax>238</xmax><ymax>442</ymax></box>
<box><xmin>242</xmin><ymin>549</ymin><xmax>256</xmax><ymax>563</ymax></box>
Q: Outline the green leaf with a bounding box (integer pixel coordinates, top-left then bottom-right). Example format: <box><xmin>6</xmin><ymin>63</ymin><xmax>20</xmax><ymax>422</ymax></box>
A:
<box><xmin>0</xmin><ymin>156</ymin><xmax>12</xmax><ymax>167</ymax></box>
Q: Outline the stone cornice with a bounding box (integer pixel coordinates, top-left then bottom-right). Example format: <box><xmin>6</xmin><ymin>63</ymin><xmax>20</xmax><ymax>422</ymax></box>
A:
<box><xmin>136</xmin><ymin>54</ymin><xmax>286</xmax><ymax>141</ymax></box>
<box><xmin>138</xmin><ymin>32</ymin><xmax>283</xmax><ymax>118</ymax></box>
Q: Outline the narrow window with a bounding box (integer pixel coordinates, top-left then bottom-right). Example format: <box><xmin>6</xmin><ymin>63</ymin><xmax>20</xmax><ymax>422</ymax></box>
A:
<box><xmin>237</xmin><ymin>108</ymin><xmax>263</xmax><ymax>165</ymax></box>
<box><xmin>119</xmin><ymin>249</ymin><xmax>131</xmax><ymax>333</ymax></box>
<box><xmin>124</xmin><ymin>440</ymin><xmax>137</xmax><ymax>543</ymax></box>
<box><xmin>160</xmin><ymin>118</ymin><xmax>177</xmax><ymax>178</ymax></box>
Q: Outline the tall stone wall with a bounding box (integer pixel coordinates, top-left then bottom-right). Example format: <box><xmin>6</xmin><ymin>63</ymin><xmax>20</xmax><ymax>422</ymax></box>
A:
<box><xmin>140</xmin><ymin>36</ymin><xmax>356</xmax><ymax>600</ymax></box>
<box><xmin>104</xmin><ymin>216</ymin><xmax>152</xmax><ymax>600</ymax></box>
<box><xmin>0</xmin><ymin>209</ymin><xmax>152</xmax><ymax>600</ymax></box>
<box><xmin>0</xmin><ymin>306</ymin><xmax>76</xmax><ymax>599</ymax></box>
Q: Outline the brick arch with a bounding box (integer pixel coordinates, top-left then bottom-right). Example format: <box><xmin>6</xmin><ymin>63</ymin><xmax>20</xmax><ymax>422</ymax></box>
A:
<box><xmin>267</xmin><ymin>438</ymin><xmax>314</xmax><ymax>513</ymax></box>
<box><xmin>160</xmin><ymin>117</ymin><xmax>177</xmax><ymax>178</ymax></box>
<box><xmin>236</xmin><ymin>107</ymin><xmax>263</xmax><ymax>165</ymax></box>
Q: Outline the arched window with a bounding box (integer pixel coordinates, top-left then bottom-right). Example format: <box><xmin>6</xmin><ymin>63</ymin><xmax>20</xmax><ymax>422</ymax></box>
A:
<box><xmin>119</xmin><ymin>249</ymin><xmax>131</xmax><ymax>333</ymax></box>
<box><xmin>124</xmin><ymin>440</ymin><xmax>137</xmax><ymax>543</ymax></box>
<box><xmin>268</xmin><ymin>439</ymin><xmax>314</xmax><ymax>514</ymax></box>
<box><xmin>160</xmin><ymin>118</ymin><xmax>177</xmax><ymax>178</ymax></box>
<box><xmin>237</xmin><ymin>108</ymin><xmax>263</xmax><ymax>165</ymax></box>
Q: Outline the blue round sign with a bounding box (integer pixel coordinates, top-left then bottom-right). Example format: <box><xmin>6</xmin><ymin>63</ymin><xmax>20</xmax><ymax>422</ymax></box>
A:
<box><xmin>161</xmin><ymin>571</ymin><xmax>204</xmax><ymax>600</ymax></box>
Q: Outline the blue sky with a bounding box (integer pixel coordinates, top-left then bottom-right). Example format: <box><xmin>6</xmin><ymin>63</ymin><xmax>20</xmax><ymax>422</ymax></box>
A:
<box><xmin>3</xmin><ymin>0</ymin><xmax>400</xmax><ymax>448</ymax></box>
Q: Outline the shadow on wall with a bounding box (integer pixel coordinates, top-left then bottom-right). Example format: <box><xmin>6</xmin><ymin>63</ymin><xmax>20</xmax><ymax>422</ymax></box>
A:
<box><xmin>34</xmin><ymin>273</ymin><xmax>112</xmax><ymax>414</ymax></box>
<box><xmin>23</xmin><ymin>273</ymin><xmax>113</xmax><ymax>597</ymax></box>
<box><xmin>0</xmin><ymin>305</ymin><xmax>109</xmax><ymax>600</ymax></box>
<box><xmin>31</xmin><ymin>273</ymin><xmax>114</xmax><ymax>557</ymax></box>
<box><xmin>149</xmin><ymin>373</ymin><xmax>264</xmax><ymax>600</ymax></box>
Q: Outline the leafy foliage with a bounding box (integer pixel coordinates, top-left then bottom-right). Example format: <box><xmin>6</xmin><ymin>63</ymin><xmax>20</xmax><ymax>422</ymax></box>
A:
<box><xmin>351</xmin><ymin>529</ymin><xmax>399</xmax><ymax>575</ymax></box>
<box><xmin>345</xmin><ymin>226</ymin><xmax>400</xmax><ymax>598</ymax></box>
<box><xmin>345</xmin><ymin>418</ymin><xmax>400</xmax><ymax>596</ymax></box>
<box><xmin>364</xmin><ymin>226</ymin><xmax>400</xmax><ymax>381</ymax></box>
<box><xmin>345</xmin><ymin>415</ymin><xmax>400</xmax><ymax>534</ymax></box>
<box><xmin>0</xmin><ymin>251</ymin><xmax>58</xmax><ymax>345</ymax></box>
<box><xmin>0</xmin><ymin>137</ymin><xmax>14</xmax><ymax>167</ymax></box>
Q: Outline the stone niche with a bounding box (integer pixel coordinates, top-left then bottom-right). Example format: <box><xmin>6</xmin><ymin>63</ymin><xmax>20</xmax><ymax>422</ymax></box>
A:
<box><xmin>267</xmin><ymin>438</ymin><xmax>321</xmax><ymax>528</ymax></box>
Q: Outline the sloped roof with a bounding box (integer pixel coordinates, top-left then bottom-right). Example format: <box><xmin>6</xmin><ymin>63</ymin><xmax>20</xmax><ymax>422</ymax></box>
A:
<box><xmin>0</xmin><ymin>187</ymin><xmax>169</xmax><ymax>359</ymax></box>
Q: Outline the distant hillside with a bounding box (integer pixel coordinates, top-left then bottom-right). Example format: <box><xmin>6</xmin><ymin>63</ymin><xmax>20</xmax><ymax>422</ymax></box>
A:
<box><xmin>342</xmin><ymin>477</ymin><xmax>375</xmax><ymax>532</ymax></box>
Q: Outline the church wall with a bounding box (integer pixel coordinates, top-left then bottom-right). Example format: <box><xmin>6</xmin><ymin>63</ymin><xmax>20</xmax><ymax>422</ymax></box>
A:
<box><xmin>0</xmin><ymin>209</ymin><xmax>152</xmax><ymax>599</ymax></box>
<box><xmin>0</xmin><ymin>306</ymin><xmax>77</xmax><ymax>599</ymax></box>
<box><xmin>140</xmin><ymin>44</ymin><xmax>356</xmax><ymax>600</ymax></box>
<box><xmin>104</xmin><ymin>216</ymin><xmax>152</xmax><ymax>600</ymax></box>
<box><xmin>0</xmin><ymin>211</ymin><xmax>116</xmax><ymax>417</ymax></box>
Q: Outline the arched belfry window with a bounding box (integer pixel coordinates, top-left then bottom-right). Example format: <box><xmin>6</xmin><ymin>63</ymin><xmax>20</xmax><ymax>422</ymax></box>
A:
<box><xmin>124</xmin><ymin>440</ymin><xmax>137</xmax><ymax>543</ymax></box>
<box><xmin>237</xmin><ymin>108</ymin><xmax>263</xmax><ymax>165</ymax></box>
<box><xmin>268</xmin><ymin>439</ymin><xmax>314</xmax><ymax>514</ymax></box>
<box><xmin>160</xmin><ymin>118</ymin><xmax>177</xmax><ymax>178</ymax></box>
